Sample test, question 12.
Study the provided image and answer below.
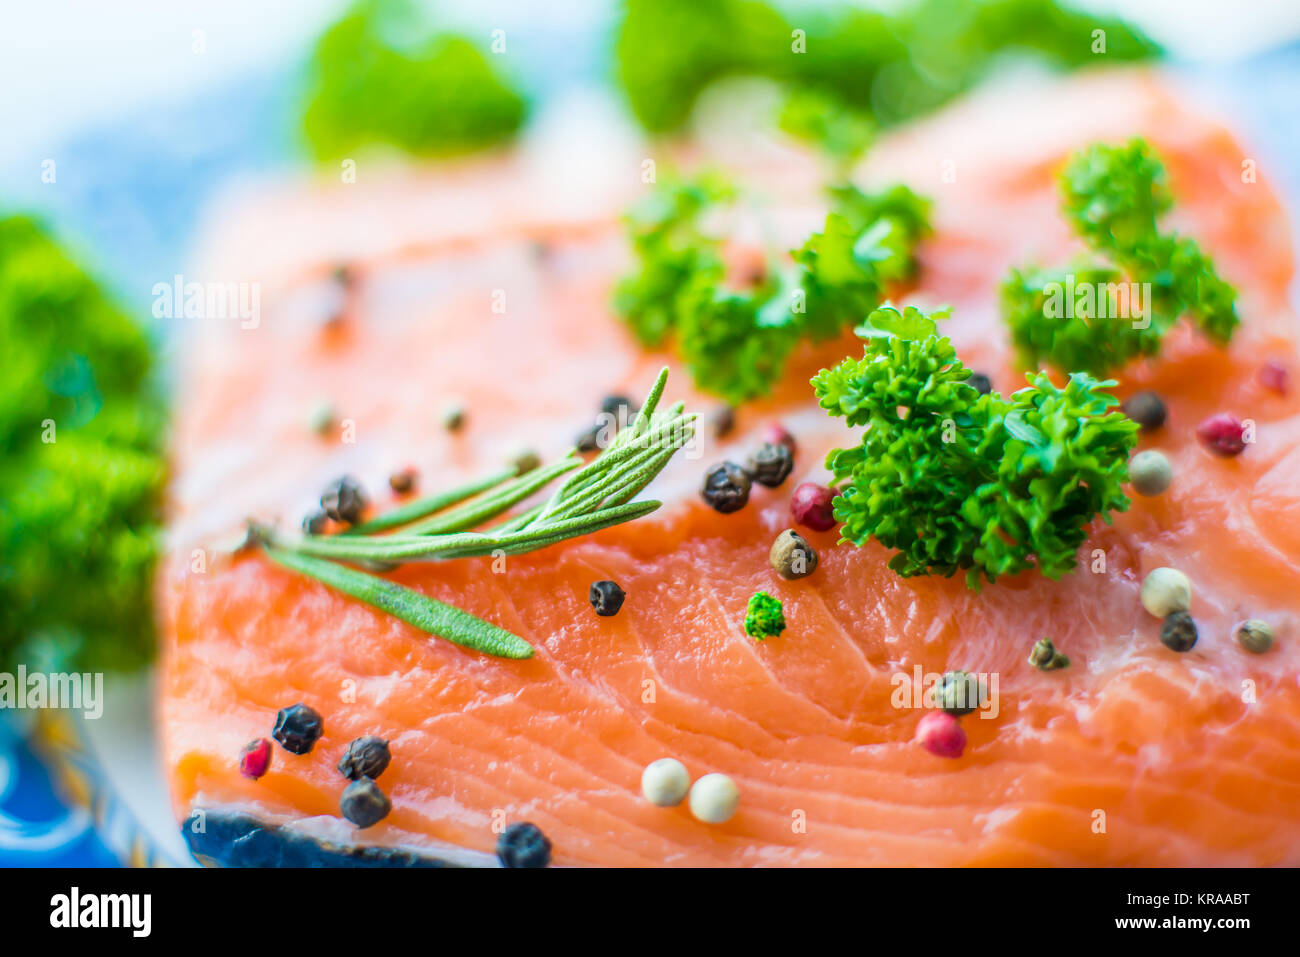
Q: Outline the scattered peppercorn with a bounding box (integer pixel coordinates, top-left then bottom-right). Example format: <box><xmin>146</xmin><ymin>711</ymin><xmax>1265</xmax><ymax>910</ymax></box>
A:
<box><xmin>337</xmin><ymin>735</ymin><xmax>392</xmax><ymax>781</ymax></box>
<box><xmin>1196</xmin><ymin>413</ymin><xmax>1247</xmax><ymax>456</ymax></box>
<box><xmin>701</xmin><ymin>461</ymin><xmax>751</xmax><ymax>513</ymax></box>
<box><xmin>440</xmin><ymin>400</ymin><xmax>466</xmax><ymax>432</ymax></box>
<box><xmin>388</xmin><ymin>467</ymin><xmax>417</xmax><ymax>494</ymax></box>
<box><xmin>575</xmin><ymin>424</ymin><xmax>602</xmax><ymax>453</ymax></box>
<box><xmin>600</xmin><ymin>394</ymin><xmax>636</xmax><ymax>430</ymax></box>
<box><xmin>589</xmin><ymin>580</ymin><xmax>626</xmax><ymax>617</ymax></box>
<box><xmin>747</xmin><ymin>442</ymin><xmax>795</xmax><ymax>488</ymax></box>
<box><xmin>641</xmin><ymin>758</ymin><xmax>690</xmax><ymax>807</ymax></box>
<box><xmin>302</xmin><ymin>510</ymin><xmax>330</xmax><ymax>536</ymax></box>
<box><xmin>272</xmin><ymin>703</ymin><xmax>324</xmax><ymax>755</ymax></box>
<box><xmin>1129</xmin><ymin>449</ymin><xmax>1172</xmax><ymax>497</ymax></box>
<box><xmin>239</xmin><ymin>738</ymin><xmax>272</xmax><ymax>780</ymax></box>
<box><xmin>688</xmin><ymin>773</ymin><xmax>740</xmax><ymax>824</ymax></box>
<box><xmin>791</xmin><ymin>482</ymin><xmax>836</xmax><ymax>531</ymax></box>
<box><xmin>340</xmin><ymin>777</ymin><xmax>391</xmax><ymax>828</ymax></box>
<box><xmin>935</xmin><ymin>671</ymin><xmax>984</xmax><ymax>716</ymax></box>
<box><xmin>1140</xmin><ymin>567</ymin><xmax>1191</xmax><ymax>618</ymax></box>
<box><xmin>320</xmin><ymin>475</ymin><xmax>367</xmax><ymax>525</ymax></box>
<box><xmin>497</xmin><ymin>822</ymin><xmax>552</xmax><ymax>868</ymax></box>
<box><xmin>968</xmin><ymin>371</ymin><xmax>993</xmax><ymax>395</ymax></box>
<box><xmin>708</xmin><ymin>404</ymin><xmax>736</xmax><ymax>439</ymax></box>
<box><xmin>1028</xmin><ymin>637</ymin><xmax>1069</xmax><ymax>670</ymax></box>
<box><xmin>744</xmin><ymin>591</ymin><xmax>785</xmax><ymax>640</ymax></box>
<box><xmin>760</xmin><ymin>422</ymin><xmax>796</xmax><ymax>456</ymax></box>
<box><xmin>769</xmin><ymin>529</ymin><xmax>818</xmax><ymax>580</ymax></box>
<box><xmin>507</xmin><ymin>447</ymin><xmax>541</xmax><ymax>474</ymax></box>
<box><xmin>916</xmin><ymin>710</ymin><xmax>966</xmax><ymax>759</ymax></box>
<box><xmin>1123</xmin><ymin>390</ymin><xmax>1167</xmax><ymax>431</ymax></box>
<box><xmin>1235</xmin><ymin>619</ymin><xmax>1275</xmax><ymax>654</ymax></box>
<box><xmin>307</xmin><ymin>399</ymin><xmax>336</xmax><ymax>437</ymax></box>
<box><xmin>1259</xmin><ymin>360</ymin><xmax>1289</xmax><ymax>395</ymax></box>
<box><xmin>1160</xmin><ymin>611</ymin><xmax>1198</xmax><ymax>652</ymax></box>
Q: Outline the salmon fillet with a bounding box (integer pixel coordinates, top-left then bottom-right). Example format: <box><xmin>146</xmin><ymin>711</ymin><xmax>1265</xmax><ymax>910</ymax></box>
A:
<box><xmin>162</xmin><ymin>70</ymin><xmax>1300</xmax><ymax>866</ymax></box>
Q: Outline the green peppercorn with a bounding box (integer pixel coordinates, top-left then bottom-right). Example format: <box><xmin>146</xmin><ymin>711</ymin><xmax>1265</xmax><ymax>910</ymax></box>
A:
<box><xmin>935</xmin><ymin>670</ymin><xmax>984</xmax><ymax>716</ymax></box>
<box><xmin>1129</xmin><ymin>449</ymin><xmax>1172</xmax><ymax>496</ymax></box>
<box><xmin>440</xmin><ymin>400</ymin><xmax>466</xmax><ymax>432</ymax></box>
<box><xmin>1160</xmin><ymin>611</ymin><xmax>1198</xmax><ymax>652</ymax></box>
<box><xmin>746</xmin><ymin>442</ymin><xmax>795</xmax><ymax>488</ymax></box>
<box><xmin>338</xmin><ymin>735</ymin><xmax>391</xmax><ymax>781</ymax></box>
<box><xmin>708</xmin><ymin>404</ymin><xmax>736</xmax><ymax>439</ymax></box>
<box><xmin>1028</xmin><ymin>637</ymin><xmax>1069</xmax><ymax>670</ymax></box>
<box><xmin>507</xmin><ymin>447</ymin><xmax>541</xmax><ymax>474</ymax></box>
<box><xmin>1235</xmin><ymin>619</ymin><xmax>1274</xmax><ymax>654</ymax></box>
<box><xmin>307</xmin><ymin>399</ymin><xmax>336</xmax><ymax>437</ymax></box>
<box><xmin>340</xmin><ymin>777</ymin><xmax>391</xmax><ymax>828</ymax></box>
<box><xmin>769</xmin><ymin>529</ymin><xmax>818</xmax><ymax>580</ymax></box>
<box><xmin>701</xmin><ymin>462</ymin><xmax>751</xmax><ymax>513</ymax></box>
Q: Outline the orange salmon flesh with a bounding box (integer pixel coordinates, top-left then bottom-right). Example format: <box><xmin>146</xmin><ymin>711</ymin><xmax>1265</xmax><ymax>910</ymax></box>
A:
<box><xmin>161</xmin><ymin>71</ymin><xmax>1300</xmax><ymax>866</ymax></box>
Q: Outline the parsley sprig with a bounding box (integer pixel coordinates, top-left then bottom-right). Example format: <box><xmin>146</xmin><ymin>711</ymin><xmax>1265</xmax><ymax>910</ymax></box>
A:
<box><xmin>814</xmin><ymin>306</ymin><xmax>1137</xmax><ymax>588</ymax></box>
<box><xmin>1003</xmin><ymin>139</ymin><xmax>1239</xmax><ymax>376</ymax></box>
<box><xmin>614</xmin><ymin>175</ymin><xmax>931</xmax><ymax>404</ymax></box>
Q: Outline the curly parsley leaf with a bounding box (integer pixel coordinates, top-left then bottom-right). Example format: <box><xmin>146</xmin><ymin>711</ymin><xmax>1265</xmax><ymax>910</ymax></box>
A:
<box><xmin>814</xmin><ymin>305</ymin><xmax>1137</xmax><ymax>588</ymax></box>
<box><xmin>1007</xmin><ymin>138</ymin><xmax>1239</xmax><ymax>375</ymax></box>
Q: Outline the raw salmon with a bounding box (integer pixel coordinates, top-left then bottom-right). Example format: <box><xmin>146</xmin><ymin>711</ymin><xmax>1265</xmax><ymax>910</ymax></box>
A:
<box><xmin>161</xmin><ymin>70</ymin><xmax>1300</xmax><ymax>866</ymax></box>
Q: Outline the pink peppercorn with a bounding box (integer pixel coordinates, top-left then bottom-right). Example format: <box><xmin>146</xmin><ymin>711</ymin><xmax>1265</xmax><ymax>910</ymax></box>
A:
<box><xmin>239</xmin><ymin>738</ymin><xmax>272</xmax><ymax>780</ymax></box>
<box><xmin>1259</xmin><ymin>361</ymin><xmax>1289</xmax><ymax>395</ymax></box>
<box><xmin>1196</xmin><ymin>413</ymin><xmax>1247</xmax><ymax>457</ymax></box>
<box><xmin>761</xmin><ymin>422</ymin><xmax>797</xmax><ymax>457</ymax></box>
<box><xmin>916</xmin><ymin>711</ymin><xmax>966</xmax><ymax>759</ymax></box>
<box><xmin>791</xmin><ymin>482</ymin><xmax>837</xmax><ymax>531</ymax></box>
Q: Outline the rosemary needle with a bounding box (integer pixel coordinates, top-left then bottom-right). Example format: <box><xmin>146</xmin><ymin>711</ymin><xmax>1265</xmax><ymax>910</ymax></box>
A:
<box><xmin>264</xmin><ymin>546</ymin><xmax>534</xmax><ymax>659</ymax></box>
<box><xmin>343</xmin><ymin>466</ymin><xmax>516</xmax><ymax>536</ymax></box>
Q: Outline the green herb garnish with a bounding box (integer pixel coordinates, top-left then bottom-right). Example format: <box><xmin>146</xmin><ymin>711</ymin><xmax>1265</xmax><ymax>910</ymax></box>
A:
<box><xmin>744</xmin><ymin>591</ymin><xmax>786</xmax><ymax>640</ymax></box>
<box><xmin>0</xmin><ymin>216</ymin><xmax>166</xmax><ymax>674</ymax></box>
<box><xmin>303</xmin><ymin>0</ymin><xmax>527</xmax><ymax>160</ymax></box>
<box><xmin>614</xmin><ymin>175</ymin><xmax>930</xmax><ymax>404</ymax></box>
<box><xmin>1004</xmin><ymin>138</ymin><xmax>1239</xmax><ymax>375</ymax></box>
<box><xmin>813</xmin><ymin>305</ymin><xmax>1137</xmax><ymax>588</ymax></box>
<box><xmin>257</xmin><ymin>368</ymin><xmax>695</xmax><ymax>658</ymax></box>
<box><xmin>614</xmin><ymin>0</ymin><xmax>1160</xmax><ymax>135</ymax></box>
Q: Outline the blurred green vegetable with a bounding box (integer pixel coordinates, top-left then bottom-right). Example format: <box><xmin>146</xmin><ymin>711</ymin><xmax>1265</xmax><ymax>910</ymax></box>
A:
<box><xmin>0</xmin><ymin>216</ymin><xmax>166</xmax><ymax>673</ymax></box>
<box><xmin>1004</xmin><ymin>139</ymin><xmax>1239</xmax><ymax>375</ymax></box>
<box><xmin>615</xmin><ymin>0</ymin><xmax>1160</xmax><ymax>134</ymax></box>
<box><xmin>304</xmin><ymin>0</ymin><xmax>527</xmax><ymax>159</ymax></box>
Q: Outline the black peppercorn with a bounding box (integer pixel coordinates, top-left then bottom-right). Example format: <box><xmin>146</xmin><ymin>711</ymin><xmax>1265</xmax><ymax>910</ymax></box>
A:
<box><xmin>746</xmin><ymin>442</ymin><xmax>794</xmax><ymax>488</ymax></box>
<box><xmin>575</xmin><ymin>424</ymin><xmax>602</xmax><ymax>453</ymax></box>
<box><xmin>968</xmin><ymin>372</ymin><xmax>993</xmax><ymax>395</ymax></box>
<box><xmin>589</xmin><ymin>580</ymin><xmax>626</xmax><ymax>617</ymax></box>
<box><xmin>1160</xmin><ymin>611</ymin><xmax>1198</xmax><ymax>652</ymax></box>
<box><xmin>600</xmin><ymin>394</ymin><xmax>636</xmax><ymax>429</ymax></box>
<box><xmin>701</xmin><ymin>462</ymin><xmax>751</xmax><ymax>513</ymax></box>
<box><xmin>708</xmin><ymin>405</ymin><xmax>736</xmax><ymax>439</ymax></box>
<box><xmin>320</xmin><ymin>476</ymin><xmax>367</xmax><ymax>525</ymax></box>
<box><xmin>1123</xmin><ymin>390</ymin><xmax>1167</xmax><ymax>431</ymax></box>
<box><xmin>273</xmin><ymin>703</ymin><xmax>324</xmax><ymax>755</ymax></box>
<box><xmin>302</xmin><ymin>510</ymin><xmax>329</xmax><ymax>535</ymax></box>
<box><xmin>337</xmin><ymin>735</ymin><xmax>391</xmax><ymax>781</ymax></box>
<box><xmin>497</xmin><ymin>821</ymin><xmax>552</xmax><ymax>868</ymax></box>
<box><xmin>340</xmin><ymin>777</ymin><xmax>391</xmax><ymax>828</ymax></box>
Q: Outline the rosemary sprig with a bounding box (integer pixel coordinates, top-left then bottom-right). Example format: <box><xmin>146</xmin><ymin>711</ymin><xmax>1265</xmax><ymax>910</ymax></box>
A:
<box><xmin>257</xmin><ymin>367</ymin><xmax>694</xmax><ymax>658</ymax></box>
<box><xmin>264</xmin><ymin>547</ymin><xmax>534</xmax><ymax>659</ymax></box>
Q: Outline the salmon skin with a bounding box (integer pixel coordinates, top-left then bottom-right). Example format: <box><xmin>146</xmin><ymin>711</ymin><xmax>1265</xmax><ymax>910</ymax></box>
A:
<box><xmin>162</xmin><ymin>71</ymin><xmax>1300</xmax><ymax>867</ymax></box>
